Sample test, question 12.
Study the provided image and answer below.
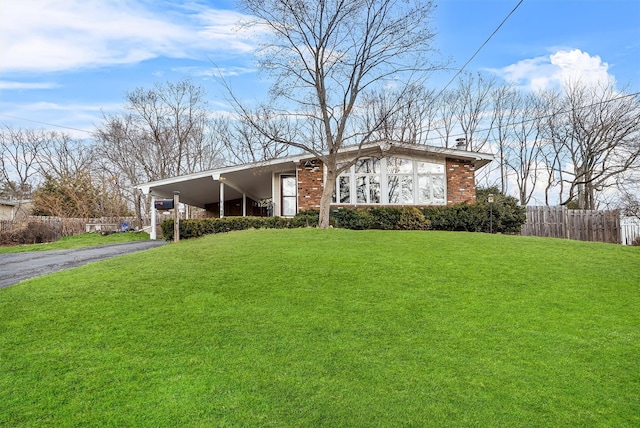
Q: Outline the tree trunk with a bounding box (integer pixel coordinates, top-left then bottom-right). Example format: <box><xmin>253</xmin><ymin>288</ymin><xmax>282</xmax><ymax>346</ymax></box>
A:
<box><xmin>318</xmin><ymin>172</ymin><xmax>336</xmax><ymax>229</ymax></box>
<box><xmin>135</xmin><ymin>191</ymin><xmax>144</xmax><ymax>230</ymax></box>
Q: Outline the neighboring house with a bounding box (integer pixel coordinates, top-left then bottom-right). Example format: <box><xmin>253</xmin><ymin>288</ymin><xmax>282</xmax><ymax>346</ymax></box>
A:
<box><xmin>0</xmin><ymin>199</ymin><xmax>33</xmax><ymax>221</ymax></box>
<box><xmin>138</xmin><ymin>142</ymin><xmax>493</xmax><ymax>226</ymax></box>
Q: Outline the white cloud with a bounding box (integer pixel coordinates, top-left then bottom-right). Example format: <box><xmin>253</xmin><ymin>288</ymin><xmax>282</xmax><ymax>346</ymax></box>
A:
<box><xmin>196</xmin><ymin>9</ymin><xmax>259</xmax><ymax>53</ymax></box>
<box><xmin>162</xmin><ymin>65</ymin><xmax>257</xmax><ymax>80</ymax></box>
<box><xmin>0</xmin><ymin>81</ymin><xmax>59</xmax><ymax>90</ymax></box>
<box><xmin>497</xmin><ymin>49</ymin><xmax>612</xmax><ymax>91</ymax></box>
<box><xmin>0</xmin><ymin>0</ymin><xmax>256</xmax><ymax>74</ymax></box>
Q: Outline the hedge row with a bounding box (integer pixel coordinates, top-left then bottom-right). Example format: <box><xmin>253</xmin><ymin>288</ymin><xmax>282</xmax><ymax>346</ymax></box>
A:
<box><xmin>161</xmin><ymin>197</ymin><xmax>525</xmax><ymax>240</ymax></box>
<box><xmin>160</xmin><ymin>214</ymin><xmax>316</xmax><ymax>240</ymax></box>
<box><xmin>329</xmin><ymin>199</ymin><xmax>525</xmax><ymax>234</ymax></box>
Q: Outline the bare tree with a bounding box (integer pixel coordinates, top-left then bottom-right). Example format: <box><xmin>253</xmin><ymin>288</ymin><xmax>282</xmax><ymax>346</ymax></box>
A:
<box><xmin>122</xmin><ymin>79</ymin><xmax>216</xmax><ymax>178</ymax></box>
<box><xmin>490</xmin><ymin>85</ymin><xmax>518</xmax><ymax>194</ymax></box>
<box><xmin>37</xmin><ymin>132</ymin><xmax>95</xmax><ymax>180</ymax></box>
<box><xmin>550</xmin><ymin>81</ymin><xmax>640</xmax><ymax>209</ymax></box>
<box><xmin>0</xmin><ymin>125</ymin><xmax>47</xmax><ymax>200</ymax></box>
<box><xmin>366</xmin><ymin>84</ymin><xmax>439</xmax><ymax>146</ymax></box>
<box><xmin>534</xmin><ymin>88</ymin><xmax>567</xmax><ymax>206</ymax></box>
<box><xmin>432</xmin><ymin>90</ymin><xmax>459</xmax><ymax>148</ymax></box>
<box><xmin>453</xmin><ymin>72</ymin><xmax>497</xmax><ymax>152</ymax></box>
<box><xmin>616</xmin><ymin>172</ymin><xmax>640</xmax><ymax>219</ymax></box>
<box><xmin>93</xmin><ymin>115</ymin><xmax>142</xmax><ymax>226</ymax></box>
<box><xmin>503</xmin><ymin>91</ymin><xmax>547</xmax><ymax>205</ymax></box>
<box><xmin>231</xmin><ymin>0</ymin><xmax>440</xmax><ymax>228</ymax></box>
<box><xmin>28</xmin><ymin>131</ymin><xmax>132</xmax><ymax>218</ymax></box>
<box><xmin>94</xmin><ymin>79</ymin><xmax>225</xmax><ymax>225</ymax></box>
<box><xmin>218</xmin><ymin>114</ymin><xmax>290</xmax><ymax>165</ymax></box>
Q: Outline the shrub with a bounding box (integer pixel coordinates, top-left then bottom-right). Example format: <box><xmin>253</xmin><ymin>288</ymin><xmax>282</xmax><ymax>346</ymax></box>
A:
<box><xmin>368</xmin><ymin>207</ymin><xmax>402</xmax><ymax>230</ymax></box>
<box><xmin>331</xmin><ymin>207</ymin><xmax>430</xmax><ymax>231</ymax></box>
<box><xmin>421</xmin><ymin>204</ymin><xmax>484</xmax><ymax>232</ymax></box>
<box><xmin>291</xmin><ymin>210</ymin><xmax>320</xmax><ymax>228</ymax></box>
<box><xmin>475</xmin><ymin>187</ymin><xmax>527</xmax><ymax>234</ymax></box>
<box><xmin>397</xmin><ymin>207</ymin><xmax>431</xmax><ymax>230</ymax></box>
<box><xmin>421</xmin><ymin>190</ymin><xmax>526</xmax><ymax>234</ymax></box>
<box><xmin>262</xmin><ymin>216</ymin><xmax>292</xmax><ymax>229</ymax></box>
<box><xmin>0</xmin><ymin>221</ymin><xmax>63</xmax><ymax>245</ymax></box>
<box><xmin>332</xmin><ymin>209</ymin><xmax>373</xmax><ymax>230</ymax></box>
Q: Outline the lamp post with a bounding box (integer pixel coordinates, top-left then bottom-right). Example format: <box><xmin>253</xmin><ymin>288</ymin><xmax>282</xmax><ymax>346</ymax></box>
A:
<box><xmin>488</xmin><ymin>194</ymin><xmax>494</xmax><ymax>234</ymax></box>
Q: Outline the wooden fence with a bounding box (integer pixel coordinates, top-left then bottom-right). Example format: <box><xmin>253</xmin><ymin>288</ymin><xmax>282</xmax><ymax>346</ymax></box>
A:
<box><xmin>521</xmin><ymin>206</ymin><xmax>624</xmax><ymax>244</ymax></box>
<box><xmin>0</xmin><ymin>216</ymin><xmax>141</xmax><ymax>244</ymax></box>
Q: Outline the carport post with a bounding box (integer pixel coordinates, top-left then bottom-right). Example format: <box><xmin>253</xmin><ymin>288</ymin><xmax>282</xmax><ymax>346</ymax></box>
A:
<box><xmin>242</xmin><ymin>193</ymin><xmax>246</xmax><ymax>216</ymax></box>
<box><xmin>150</xmin><ymin>196</ymin><xmax>157</xmax><ymax>240</ymax></box>
<box><xmin>220</xmin><ymin>181</ymin><xmax>225</xmax><ymax>218</ymax></box>
<box><xmin>173</xmin><ymin>191</ymin><xmax>180</xmax><ymax>243</ymax></box>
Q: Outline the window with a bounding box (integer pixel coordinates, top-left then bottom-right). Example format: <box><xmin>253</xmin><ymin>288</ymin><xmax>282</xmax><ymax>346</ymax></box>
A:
<box><xmin>281</xmin><ymin>175</ymin><xmax>297</xmax><ymax>216</ymax></box>
<box><xmin>333</xmin><ymin>156</ymin><xmax>445</xmax><ymax>205</ymax></box>
<box><xmin>417</xmin><ymin>161</ymin><xmax>445</xmax><ymax>204</ymax></box>
<box><xmin>338</xmin><ymin>176</ymin><xmax>350</xmax><ymax>203</ymax></box>
<box><xmin>387</xmin><ymin>158</ymin><xmax>414</xmax><ymax>204</ymax></box>
<box><xmin>355</xmin><ymin>158</ymin><xmax>380</xmax><ymax>204</ymax></box>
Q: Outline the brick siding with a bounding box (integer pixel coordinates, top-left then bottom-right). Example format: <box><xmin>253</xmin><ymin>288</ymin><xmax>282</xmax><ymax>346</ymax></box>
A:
<box><xmin>297</xmin><ymin>160</ymin><xmax>324</xmax><ymax>211</ymax></box>
<box><xmin>446</xmin><ymin>158</ymin><xmax>476</xmax><ymax>204</ymax></box>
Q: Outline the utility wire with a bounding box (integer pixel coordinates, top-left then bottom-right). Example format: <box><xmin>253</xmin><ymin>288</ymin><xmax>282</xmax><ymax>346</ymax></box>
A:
<box><xmin>0</xmin><ymin>113</ymin><xmax>93</xmax><ymax>134</ymax></box>
<box><xmin>419</xmin><ymin>90</ymin><xmax>640</xmax><ymax>145</ymax></box>
<box><xmin>432</xmin><ymin>0</ymin><xmax>525</xmax><ymax>103</ymax></box>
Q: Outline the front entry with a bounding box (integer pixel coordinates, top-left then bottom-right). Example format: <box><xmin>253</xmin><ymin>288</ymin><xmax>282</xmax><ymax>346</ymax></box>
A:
<box><xmin>281</xmin><ymin>175</ymin><xmax>297</xmax><ymax>217</ymax></box>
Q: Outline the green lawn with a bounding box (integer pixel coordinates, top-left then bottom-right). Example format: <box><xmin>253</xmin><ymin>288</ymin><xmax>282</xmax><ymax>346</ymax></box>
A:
<box><xmin>1</xmin><ymin>229</ymin><xmax>638</xmax><ymax>426</ymax></box>
<box><xmin>0</xmin><ymin>231</ymin><xmax>150</xmax><ymax>253</ymax></box>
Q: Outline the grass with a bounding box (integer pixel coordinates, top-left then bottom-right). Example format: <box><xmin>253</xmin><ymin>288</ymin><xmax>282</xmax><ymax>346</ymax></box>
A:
<box><xmin>0</xmin><ymin>229</ymin><xmax>638</xmax><ymax>426</ymax></box>
<box><xmin>0</xmin><ymin>231</ymin><xmax>151</xmax><ymax>253</ymax></box>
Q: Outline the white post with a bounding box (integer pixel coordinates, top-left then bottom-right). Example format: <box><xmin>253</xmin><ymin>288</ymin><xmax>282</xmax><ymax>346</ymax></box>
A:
<box><xmin>150</xmin><ymin>196</ymin><xmax>157</xmax><ymax>240</ymax></box>
<box><xmin>220</xmin><ymin>181</ymin><xmax>225</xmax><ymax>218</ymax></box>
<box><xmin>173</xmin><ymin>191</ymin><xmax>180</xmax><ymax>243</ymax></box>
<box><xmin>242</xmin><ymin>193</ymin><xmax>247</xmax><ymax>217</ymax></box>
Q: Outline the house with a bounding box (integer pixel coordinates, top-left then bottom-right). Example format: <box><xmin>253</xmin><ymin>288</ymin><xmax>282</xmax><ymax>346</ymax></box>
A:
<box><xmin>0</xmin><ymin>199</ymin><xmax>33</xmax><ymax>221</ymax></box>
<box><xmin>137</xmin><ymin>142</ymin><xmax>493</xmax><ymax>237</ymax></box>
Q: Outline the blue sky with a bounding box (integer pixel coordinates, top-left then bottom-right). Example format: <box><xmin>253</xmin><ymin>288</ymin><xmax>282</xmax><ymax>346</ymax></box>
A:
<box><xmin>1</xmin><ymin>0</ymin><xmax>638</xmax><ymax>138</ymax></box>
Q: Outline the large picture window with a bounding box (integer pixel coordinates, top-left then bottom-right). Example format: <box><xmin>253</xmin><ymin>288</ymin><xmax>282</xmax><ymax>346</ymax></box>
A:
<box><xmin>333</xmin><ymin>157</ymin><xmax>446</xmax><ymax>205</ymax></box>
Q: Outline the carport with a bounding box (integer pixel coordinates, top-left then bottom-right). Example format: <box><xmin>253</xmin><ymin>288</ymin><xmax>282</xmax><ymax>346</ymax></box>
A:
<box><xmin>136</xmin><ymin>154</ymin><xmax>310</xmax><ymax>239</ymax></box>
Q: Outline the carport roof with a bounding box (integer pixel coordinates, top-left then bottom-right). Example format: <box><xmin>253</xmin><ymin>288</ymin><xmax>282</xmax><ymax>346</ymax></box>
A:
<box><xmin>137</xmin><ymin>153</ymin><xmax>311</xmax><ymax>208</ymax></box>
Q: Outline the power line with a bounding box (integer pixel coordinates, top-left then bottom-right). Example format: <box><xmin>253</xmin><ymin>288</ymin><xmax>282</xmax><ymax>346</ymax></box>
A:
<box><xmin>0</xmin><ymin>113</ymin><xmax>93</xmax><ymax>134</ymax></box>
<box><xmin>432</xmin><ymin>0</ymin><xmax>525</xmax><ymax>103</ymax></box>
<box><xmin>419</xmin><ymin>90</ymin><xmax>640</xmax><ymax>145</ymax></box>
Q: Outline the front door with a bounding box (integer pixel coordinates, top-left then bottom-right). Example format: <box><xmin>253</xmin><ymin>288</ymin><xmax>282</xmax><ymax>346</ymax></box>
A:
<box><xmin>281</xmin><ymin>175</ymin><xmax>297</xmax><ymax>217</ymax></box>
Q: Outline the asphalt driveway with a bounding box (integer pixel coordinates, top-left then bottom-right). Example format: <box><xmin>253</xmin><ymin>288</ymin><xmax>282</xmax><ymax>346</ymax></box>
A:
<box><xmin>0</xmin><ymin>240</ymin><xmax>167</xmax><ymax>289</ymax></box>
